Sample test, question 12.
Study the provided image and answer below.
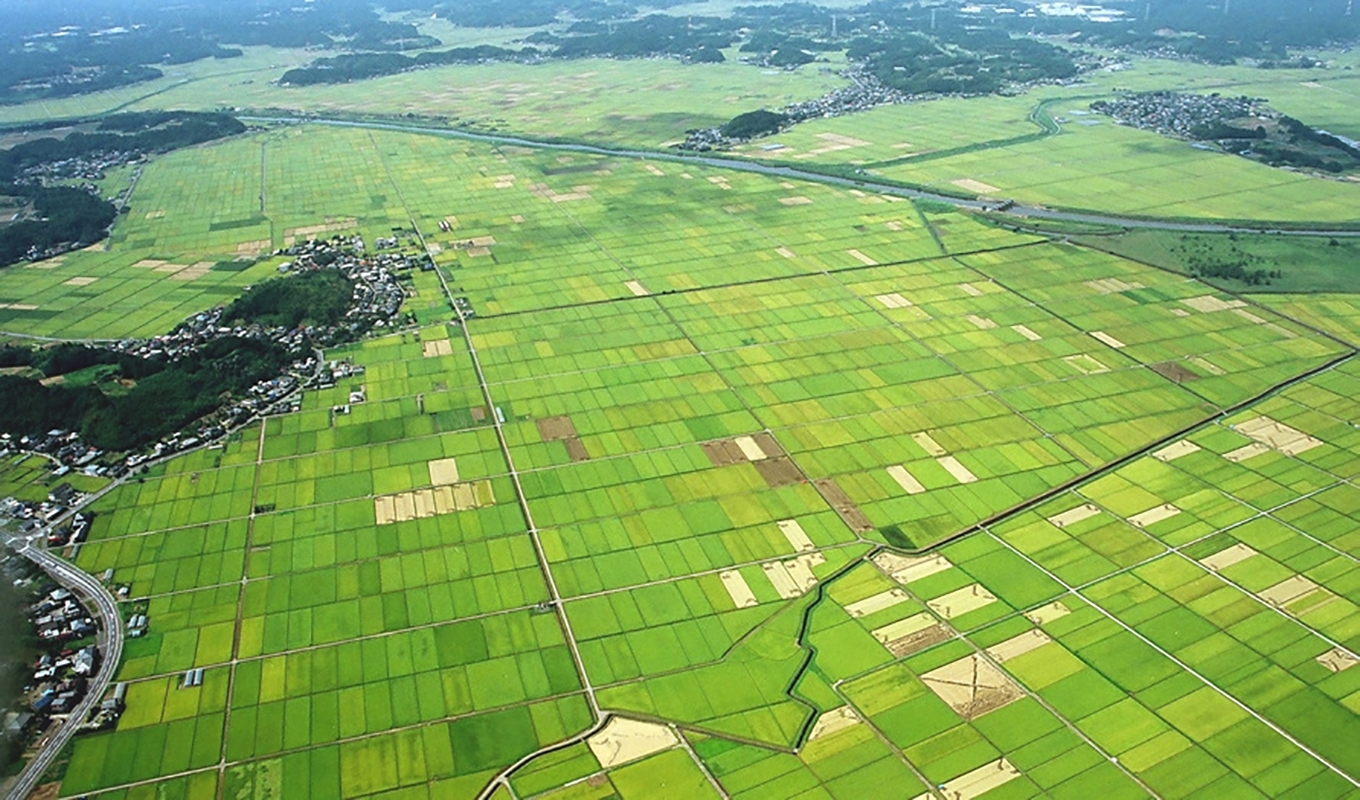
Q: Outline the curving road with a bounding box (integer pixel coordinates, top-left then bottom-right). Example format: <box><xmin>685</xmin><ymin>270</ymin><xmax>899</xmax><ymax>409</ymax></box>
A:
<box><xmin>2</xmin><ymin>535</ymin><xmax>123</xmax><ymax>800</ymax></box>
<box><xmin>242</xmin><ymin>115</ymin><xmax>1360</xmax><ymax>238</ymax></box>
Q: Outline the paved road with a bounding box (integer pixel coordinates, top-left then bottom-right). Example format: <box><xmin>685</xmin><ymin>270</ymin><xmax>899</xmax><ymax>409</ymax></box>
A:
<box><xmin>2</xmin><ymin>536</ymin><xmax>124</xmax><ymax>800</ymax></box>
<box><xmin>243</xmin><ymin>115</ymin><xmax>1360</xmax><ymax>238</ymax></box>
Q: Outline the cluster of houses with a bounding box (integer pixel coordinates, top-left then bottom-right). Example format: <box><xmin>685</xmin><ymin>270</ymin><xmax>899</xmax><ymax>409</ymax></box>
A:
<box><xmin>0</xmin><ymin>490</ymin><xmax>88</xmax><ymax>545</ymax></box>
<box><xmin>1091</xmin><ymin>91</ymin><xmax>1267</xmax><ymax>138</ymax></box>
<box><xmin>14</xmin><ymin>149</ymin><xmax>144</xmax><ymax>188</ymax></box>
<box><xmin>0</xmin><ymin>580</ymin><xmax>108</xmax><ymax>750</ymax></box>
<box><xmin>1</xmin><ymin>237</ymin><xmax>417</xmax><ymax>493</ymax></box>
<box><xmin>679</xmin><ymin>67</ymin><xmax>913</xmax><ymax>151</ymax></box>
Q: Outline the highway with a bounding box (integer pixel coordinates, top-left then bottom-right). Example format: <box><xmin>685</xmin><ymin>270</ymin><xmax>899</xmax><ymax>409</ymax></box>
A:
<box><xmin>1</xmin><ymin>535</ymin><xmax>124</xmax><ymax>800</ymax></box>
<box><xmin>243</xmin><ymin>115</ymin><xmax>1360</xmax><ymax>238</ymax></box>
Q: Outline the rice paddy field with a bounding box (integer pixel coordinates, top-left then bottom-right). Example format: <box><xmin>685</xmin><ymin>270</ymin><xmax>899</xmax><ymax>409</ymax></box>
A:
<box><xmin>10</xmin><ymin>121</ymin><xmax>1347</xmax><ymax>799</ymax></box>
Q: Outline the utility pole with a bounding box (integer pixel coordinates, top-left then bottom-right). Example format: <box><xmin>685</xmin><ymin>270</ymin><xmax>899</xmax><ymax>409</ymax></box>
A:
<box><xmin>930</xmin><ymin>8</ymin><xmax>937</xmax><ymax>30</ymax></box>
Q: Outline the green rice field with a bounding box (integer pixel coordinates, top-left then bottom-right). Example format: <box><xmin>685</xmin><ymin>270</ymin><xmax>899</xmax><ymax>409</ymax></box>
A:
<box><xmin>2</xmin><ymin>120</ymin><xmax>1352</xmax><ymax>799</ymax></box>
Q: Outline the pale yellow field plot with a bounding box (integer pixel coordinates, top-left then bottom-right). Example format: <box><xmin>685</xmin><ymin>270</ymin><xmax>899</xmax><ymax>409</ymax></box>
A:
<box><xmin>1090</xmin><ymin>331</ymin><xmax>1126</xmax><ymax>349</ymax></box>
<box><xmin>874</xmin><ymin>552</ymin><xmax>953</xmax><ymax>584</ymax></box>
<box><xmin>777</xmin><ymin>519</ymin><xmax>815</xmax><ymax>552</ymax></box>
<box><xmin>776</xmin><ymin>247</ymin><xmax>797</xmax><ymax>259</ymax></box>
<box><xmin>644</xmin><ymin>164</ymin><xmax>665</xmax><ymax>176</ymax></box>
<box><xmin>625</xmin><ymin>280</ymin><xmax>650</xmax><ymax>297</ymax></box>
<box><xmin>427</xmin><ymin>457</ymin><xmax>460</xmax><ymax>486</ymax></box>
<box><xmin>912</xmin><ymin>432</ymin><xmax>947</xmax><ymax>457</ymax></box>
<box><xmin>1181</xmin><ymin>295</ymin><xmax>1245</xmax><ymax>313</ymax></box>
<box><xmin>1224</xmin><ymin>442</ymin><xmax>1272</xmax><ymax>463</ymax></box>
<box><xmin>1234</xmin><ymin>417</ymin><xmax>1324</xmax><ymax>456</ymax></box>
<box><xmin>588</xmin><ymin>717</ymin><xmax>678</xmax><ymax>769</ymax></box>
<box><xmin>465</xmin><ymin>246</ymin><xmax>491</xmax><ymax>258</ymax></box>
<box><xmin>938</xmin><ymin>456</ymin><xmax>978</xmax><ymax>485</ymax></box>
<box><xmin>1259</xmin><ymin>575</ymin><xmax>1322</xmax><ymax>608</ymax></box>
<box><xmin>144</xmin><ymin>210</ymin><xmax>165</xmax><ymax>219</ymax></box>
<box><xmin>393</xmin><ymin>492</ymin><xmax>416</xmax><ymax>522</ymax></box>
<box><xmin>928</xmin><ymin>585</ymin><xmax>998</xmax><ymax>619</ymax></box>
<box><xmin>1316</xmin><ymin>648</ymin><xmax>1357</xmax><ymax>673</ymax></box>
<box><xmin>153</xmin><ymin>263</ymin><xmax>186</xmax><ymax>273</ymax></box>
<box><xmin>1025</xmin><ymin>601</ymin><xmax>1071</xmax><ymax>625</ymax></box>
<box><xmin>1063</xmin><ymin>354</ymin><xmax>1108</xmax><ymax>375</ymax></box>
<box><xmin>433</xmin><ymin>486</ymin><xmax>455</xmax><ymax>515</ymax></box>
<box><xmin>778</xmin><ymin>196</ymin><xmax>813</xmax><ymax>206</ymax></box>
<box><xmin>763</xmin><ymin>560</ymin><xmax>803</xmax><ymax>599</ymax></box>
<box><xmin>1153</xmin><ymin>440</ymin><xmax>1201</xmax><ymax>462</ymax></box>
<box><xmin>887</xmin><ymin>464</ymin><xmax>926</xmax><ymax>494</ymax></box>
<box><xmin>1044</xmin><ymin>503</ymin><xmax>1098</xmax><ymax>527</ymax></box>
<box><xmin>1011</xmin><ymin>324</ymin><xmax>1042</xmax><ymax>341</ymax></box>
<box><xmin>1129</xmin><ymin>504</ymin><xmax>1180</xmax><ymax>528</ymax></box>
<box><xmin>375</xmin><ymin>480</ymin><xmax>494</xmax><ymax>524</ymax></box>
<box><xmin>952</xmin><ymin>178</ymin><xmax>1002</xmax><ymax>195</ymax></box>
<box><xmin>443</xmin><ymin>215</ymin><xmax>460</xmax><ymax>229</ymax></box>
<box><xmin>871</xmin><ymin>612</ymin><xmax>936</xmax><ymax>645</ymax></box>
<box><xmin>965</xmin><ymin>314</ymin><xmax>997</xmax><ymax>330</ymax></box>
<box><xmin>1265</xmin><ymin>322</ymin><xmax>1298</xmax><ymax>339</ymax></box>
<box><xmin>422</xmin><ymin>339</ymin><xmax>454</xmax><ymax>358</ymax></box>
<box><xmin>939</xmin><ymin>759</ymin><xmax>1023</xmax><ymax>800</ymax></box>
<box><xmin>845</xmin><ymin>588</ymin><xmax>910</xmax><ymax>619</ymax></box>
<box><xmin>958</xmin><ymin>282</ymin><xmax>984</xmax><ymax>297</ymax></box>
<box><xmin>775</xmin><ymin>553</ymin><xmax>826</xmax><ymax>597</ymax></box>
<box><xmin>922</xmin><ymin>654</ymin><xmax>1022</xmax><ymax>719</ymax></box>
<box><xmin>808</xmin><ymin>707</ymin><xmax>860</xmax><ymax>741</ymax></box>
<box><xmin>1232</xmin><ymin>308</ymin><xmax>1267</xmax><ymax>324</ymax></box>
<box><xmin>885</xmin><ymin>220</ymin><xmax>904</xmax><ymax>231</ymax></box>
<box><xmin>412</xmin><ymin>489</ymin><xmax>435</xmax><ymax>518</ymax></box>
<box><xmin>1085</xmin><ymin>278</ymin><xmax>1144</xmax><ymax>294</ymax></box>
<box><xmin>133</xmin><ymin>259</ymin><xmax>168</xmax><ymax>268</ymax></box>
<box><xmin>236</xmin><ymin>240</ymin><xmax>270</xmax><ymax>255</ymax></box>
<box><xmin>0</xmin><ymin>303</ymin><xmax>38</xmax><ymax>311</ymax></box>
<box><xmin>374</xmin><ymin>496</ymin><xmax>396</xmax><ymax>525</ymax></box>
<box><xmin>1199</xmin><ymin>543</ymin><xmax>1256</xmax><ymax>572</ymax></box>
<box><xmin>847</xmin><ymin>249</ymin><xmax>878</xmax><ymax>266</ymax></box>
<box><xmin>986</xmin><ymin>630</ymin><xmax>1053</xmax><ymax>663</ymax></box>
<box><xmin>734</xmin><ymin>435</ymin><xmax>768</xmax><ymax>461</ymax></box>
<box><xmin>719</xmin><ymin>570</ymin><xmax>759</xmax><ymax>608</ymax></box>
<box><xmin>172</xmin><ymin>263</ymin><xmax>213</xmax><ymax>281</ymax></box>
<box><xmin>62</xmin><ymin>276</ymin><xmax>98</xmax><ymax>286</ymax></box>
<box><xmin>876</xmin><ymin>292</ymin><xmax>914</xmax><ymax>309</ymax></box>
<box><xmin>284</xmin><ymin>218</ymin><xmax>357</xmax><ymax>240</ymax></box>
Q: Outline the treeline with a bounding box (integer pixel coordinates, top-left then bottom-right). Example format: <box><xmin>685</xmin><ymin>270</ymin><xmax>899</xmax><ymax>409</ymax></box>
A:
<box><xmin>0</xmin><ymin>338</ymin><xmax>289</xmax><ymax>451</ymax></box>
<box><xmin>0</xmin><ymin>111</ymin><xmax>245</xmax><ymax>267</ymax></box>
<box><xmin>222</xmin><ymin>270</ymin><xmax>355</xmax><ymax>328</ymax></box>
<box><xmin>721</xmin><ymin>110</ymin><xmax>788</xmax><ymax>140</ymax></box>
<box><xmin>0</xmin><ymin>188</ymin><xmax>116</xmax><ymax>266</ymax></box>
<box><xmin>849</xmin><ymin>31</ymin><xmax>1077</xmax><ymax>95</ymax></box>
<box><xmin>0</xmin><ymin>111</ymin><xmax>247</xmax><ymax>184</ymax></box>
<box><xmin>1</xmin><ymin>0</ymin><xmax>440</xmax><ymax>104</ymax></box>
<box><xmin>534</xmin><ymin>15</ymin><xmax>734</xmax><ymax>61</ymax></box>
<box><xmin>1013</xmin><ymin>0</ymin><xmax>1358</xmax><ymax>64</ymax></box>
<box><xmin>280</xmin><ymin>45</ymin><xmax>534</xmax><ymax>86</ymax></box>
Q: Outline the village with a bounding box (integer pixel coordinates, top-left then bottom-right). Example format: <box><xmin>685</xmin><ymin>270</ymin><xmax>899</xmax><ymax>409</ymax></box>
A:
<box><xmin>0</xmin><ymin>553</ymin><xmax>122</xmax><ymax>767</ymax></box>
<box><xmin>1090</xmin><ymin>90</ymin><xmax>1268</xmax><ymax>139</ymax></box>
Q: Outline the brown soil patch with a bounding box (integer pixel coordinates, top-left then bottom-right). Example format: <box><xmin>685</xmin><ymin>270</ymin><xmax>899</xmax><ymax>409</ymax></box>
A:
<box><xmin>470</xmin><ymin>406</ymin><xmax>487</xmax><ymax>422</ymax></box>
<box><xmin>536</xmin><ymin>415</ymin><xmax>578</xmax><ymax>441</ymax></box>
<box><xmin>813</xmin><ymin>478</ymin><xmax>874</xmax><ymax>533</ymax></box>
<box><xmin>921</xmin><ymin>653</ymin><xmax>1022</xmax><ymax>720</ymax></box>
<box><xmin>1149</xmin><ymin>361</ymin><xmax>1199</xmax><ymax>383</ymax></box>
<box><xmin>752</xmin><ymin>432</ymin><xmax>785</xmax><ymax>457</ymax></box>
<box><xmin>564</xmin><ymin>438</ymin><xmax>591</xmax><ymax>462</ymax></box>
<box><xmin>755</xmin><ymin>457</ymin><xmax>803</xmax><ymax>488</ymax></box>
<box><xmin>27</xmin><ymin>783</ymin><xmax>60</xmax><ymax>800</ymax></box>
<box><xmin>701</xmin><ymin>439</ymin><xmax>747</xmax><ymax>467</ymax></box>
